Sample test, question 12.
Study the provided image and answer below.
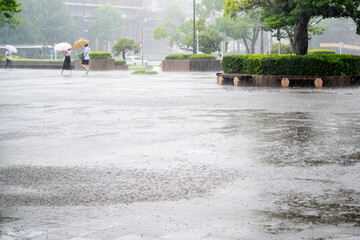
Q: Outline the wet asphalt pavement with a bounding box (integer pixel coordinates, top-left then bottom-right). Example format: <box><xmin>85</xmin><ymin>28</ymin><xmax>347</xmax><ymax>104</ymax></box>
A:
<box><xmin>0</xmin><ymin>69</ymin><xmax>360</xmax><ymax>240</ymax></box>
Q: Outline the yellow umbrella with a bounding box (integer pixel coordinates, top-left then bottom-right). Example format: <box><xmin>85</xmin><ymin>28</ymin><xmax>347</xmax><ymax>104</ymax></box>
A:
<box><xmin>72</xmin><ymin>39</ymin><xmax>89</xmax><ymax>50</ymax></box>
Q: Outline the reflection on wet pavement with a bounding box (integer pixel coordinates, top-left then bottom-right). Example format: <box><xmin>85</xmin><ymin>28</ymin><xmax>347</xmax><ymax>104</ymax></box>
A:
<box><xmin>217</xmin><ymin>110</ymin><xmax>360</xmax><ymax>166</ymax></box>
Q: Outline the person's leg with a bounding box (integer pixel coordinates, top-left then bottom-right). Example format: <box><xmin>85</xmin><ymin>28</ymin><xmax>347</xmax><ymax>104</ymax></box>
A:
<box><xmin>9</xmin><ymin>60</ymin><xmax>12</xmax><ymax>70</ymax></box>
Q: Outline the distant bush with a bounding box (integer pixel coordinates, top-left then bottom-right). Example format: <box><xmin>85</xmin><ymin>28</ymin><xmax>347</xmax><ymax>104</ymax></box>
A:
<box><xmin>165</xmin><ymin>54</ymin><xmax>191</xmax><ymax>60</ymax></box>
<box><xmin>12</xmin><ymin>56</ymin><xmax>26</xmax><ymax>59</ymax></box>
<box><xmin>308</xmin><ymin>49</ymin><xmax>336</xmax><ymax>55</ymax></box>
<box><xmin>189</xmin><ymin>54</ymin><xmax>217</xmax><ymax>60</ymax></box>
<box><xmin>115</xmin><ymin>60</ymin><xmax>126</xmax><ymax>65</ymax></box>
<box><xmin>0</xmin><ymin>54</ymin><xmax>26</xmax><ymax>60</ymax></box>
<box><xmin>165</xmin><ymin>53</ymin><xmax>216</xmax><ymax>60</ymax></box>
<box><xmin>78</xmin><ymin>51</ymin><xmax>112</xmax><ymax>60</ymax></box>
<box><xmin>222</xmin><ymin>54</ymin><xmax>360</xmax><ymax>76</ymax></box>
<box><xmin>270</xmin><ymin>43</ymin><xmax>294</xmax><ymax>54</ymax></box>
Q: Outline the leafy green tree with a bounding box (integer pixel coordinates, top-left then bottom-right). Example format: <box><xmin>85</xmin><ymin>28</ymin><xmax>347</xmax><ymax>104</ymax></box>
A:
<box><xmin>270</xmin><ymin>42</ymin><xmax>294</xmax><ymax>54</ymax></box>
<box><xmin>197</xmin><ymin>28</ymin><xmax>224</xmax><ymax>54</ymax></box>
<box><xmin>180</xmin><ymin>18</ymin><xmax>206</xmax><ymax>49</ymax></box>
<box><xmin>182</xmin><ymin>18</ymin><xmax>223</xmax><ymax>54</ymax></box>
<box><xmin>89</xmin><ymin>3</ymin><xmax>124</xmax><ymax>43</ymax></box>
<box><xmin>112</xmin><ymin>38</ymin><xmax>140</xmax><ymax>59</ymax></box>
<box><xmin>215</xmin><ymin>17</ymin><xmax>250</xmax><ymax>53</ymax></box>
<box><xmin>196</xmin><ymin>0</ymin><xmax>226</xmax><ymax>18</ymax></box>
<box><xmin>0</xmin><ymin>0</ymin><xmax>22</xmax><ymax>29</ymax></box>
<box><xmin>223</xmin><ymin>0</ymin><xmax>360</xmax><ymax>55</ymax></box>
<box><xmin>215</xmin><ymin>15</ymin><xmax>263</xmax><ymax>54</ymax></box>
<box><xmin>281</xmin><ymin>24</ymin><xmax>325</xmax><ymax>52</ymax></box>
<box><xmin>0</xmin><ymin>0</ymin><xmax>78</xmax><ymax>45</ymax></box>
<box><xmin>153</xmin><ymin>2</ymin><xmax>186</xmax><ymax>49</ymax></box>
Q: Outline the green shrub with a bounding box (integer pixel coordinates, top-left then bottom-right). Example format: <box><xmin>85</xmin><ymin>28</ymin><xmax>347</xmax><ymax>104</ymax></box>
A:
<box><xmin>165</xmin><ymin>54</ymin><xmax>192</xmax><ymax>60</ymax></box>
<box><xmin>0</xmin><ymin>54</ymin><xmax>26</xmax><ymax>60</ymax></box>
<box><xmin>270</xmin><ymin>43</ymin><xmax>294</xmax><ymax>54</ymax></box>
<box><xmin>308</xmin><ymin>49</ymin><xmax>336</xmax><ymax>55</ymax></box>
<box><xmin>222</xmin><ymin>54</ymin><xmax>360</xmax><ymax>76</ymax></box>
<box><xmin>78</xmin><ymin>51</ymin><xmax>112</xmax><ymax>60</ymax></box>
<box><xmin>115</xmin><ymin>60</ymin><xmax>126</xmax><ymax>65</ymax></box>
<box><xmin>12</xmin><ymin>56</ymin><xmax>26</xmax><ymax>59</ymax></box>
<box><xmin>165</xmin><ymin>53</ymin><xmax>217</xmax><ymax>60</ymax></box>
<box><xmin>189</xmin><ymin>54</ymin><xmax>217</xmax><ymax>60</ymax></box>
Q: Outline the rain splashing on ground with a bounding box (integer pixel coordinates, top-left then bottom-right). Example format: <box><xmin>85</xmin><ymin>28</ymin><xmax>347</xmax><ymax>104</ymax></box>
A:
<box><xmin>1</xmin><ymin>69</ymin><xmax>360</xmax><ymax>239</ymax></box>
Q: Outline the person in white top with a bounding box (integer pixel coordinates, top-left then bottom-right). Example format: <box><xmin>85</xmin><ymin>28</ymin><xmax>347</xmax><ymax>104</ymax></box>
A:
<box><xmin>5</xmin><ymin>50</ymin><xmax>12</xmax><ymax>70</ymax></box>
<box><xmin>81</xmin><ymin>44</ymin><xmax>90</xmax><ymax>74</ymax></box>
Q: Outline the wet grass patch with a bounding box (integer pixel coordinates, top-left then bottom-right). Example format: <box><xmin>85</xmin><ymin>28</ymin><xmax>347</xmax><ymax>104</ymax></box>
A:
<box><xmin>132</xmin><ymin>70</ymin><xmax>158</xmax><ymax>75</ymax></box>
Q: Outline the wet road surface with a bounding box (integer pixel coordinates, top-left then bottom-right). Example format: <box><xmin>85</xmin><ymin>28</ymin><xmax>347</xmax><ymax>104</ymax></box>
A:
<box><xmin>0</xmin><ymin>69</ymin><xmax>360</xmax><ymax>239</ymax></box>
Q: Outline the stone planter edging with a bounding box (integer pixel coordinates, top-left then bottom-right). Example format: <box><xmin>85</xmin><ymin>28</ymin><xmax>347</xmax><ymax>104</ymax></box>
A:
<box><xmin>162</xmin><ymin>60</ymin><xmax>222</xmax><ymax>72</ymax></box>
<box><xmin>73</xmin><ymin>59</ymin><xmax>115</xmax><ymax>71</ymax></box>
<box><xmin>217</xmin><ymin>73</ymin><xmax>360</xmax><ymax>87</ymax></box>
<box><xmin>6</xmin><ymin>60</ymin><xmax>67</xmax><ymax>69</ymax></box>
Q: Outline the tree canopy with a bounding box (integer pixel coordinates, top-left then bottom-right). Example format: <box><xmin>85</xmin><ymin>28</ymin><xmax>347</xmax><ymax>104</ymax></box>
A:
<box><xmin>0</xmin><ymin>0</ymin><xmax>78</xmax><ymax>45</ymax></box>
<box><xmin>89</xmin><ymin>3</ymin><xmax>124</xmax><ymax>43</ymax></box>
<box><xmin>0</xmin><ymin>0</ymin><xmax>22</xmax><ymax>29</ymax></box>
<box><xmin>153</xmin><ymin>2</ymin><xmax>186</xmax><ymax>48</ymax></box>
<box><xmin>112</xmin><ymin>38</ymin><xmax>140</xmax><ymax>60</ymax></box>
<box><xmin>196</xmin><ymin>0</ymin><xmax>226</xmax><ymax>19</ymax></box>
<box><xmin>224</xmin><ymin>0</ymin><xmax>360</xmax><ymax>55</ymax></box>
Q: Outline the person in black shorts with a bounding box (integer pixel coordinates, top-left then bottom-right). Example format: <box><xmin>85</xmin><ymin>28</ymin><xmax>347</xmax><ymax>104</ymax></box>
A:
<box><xmin>81</xmin><ymin>44</ymin><xmax>90</xmax><ymax>74</ymax></box>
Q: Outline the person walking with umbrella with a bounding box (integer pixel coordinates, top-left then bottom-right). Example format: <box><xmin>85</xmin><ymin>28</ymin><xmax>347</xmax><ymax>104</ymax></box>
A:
<box><xmin>54</xmin><ymin>43</ymin><xmax>73</xmax><ymax>75</ymax></box>
<box><xmin>4</xmin><ymin>49</ymin><xmax>12</xmax><ymax>70</ymax></box>
<box><xmin>61</xmin><ymin>48</ymin><xmax>72</xmax><ymax>75</ymax></box>
<box><xmin>72</xmin><ymin>39</ymin><xmax>90</xmax><ymax>74</ymax></box>
<box><xmin>4</xmin><ymin>45</ymin><xmax>17</xmax><ymax>70</ymax></box>
<box><xmin>81</xmin><ymin>43</ymin><xmax>90</xmax><ymax>74</ymax></box>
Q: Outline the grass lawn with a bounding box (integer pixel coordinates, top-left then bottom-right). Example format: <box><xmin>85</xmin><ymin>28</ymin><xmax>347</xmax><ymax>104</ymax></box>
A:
<box><xmin>132</xmin><ymin>70</ymin><xmax>158</xmax><ymax>75</ymax></box>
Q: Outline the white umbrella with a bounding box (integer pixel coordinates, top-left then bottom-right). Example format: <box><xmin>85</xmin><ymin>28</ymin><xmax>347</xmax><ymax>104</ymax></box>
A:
<box><xmin>54</xmin><ymin>42</ymin><xmax>72</xmax><ymax>51</ymax></box>
<box><xmin>5</xmin><ymin>45</ymin><xmax>17</xmax><ymax>54</ymax></box>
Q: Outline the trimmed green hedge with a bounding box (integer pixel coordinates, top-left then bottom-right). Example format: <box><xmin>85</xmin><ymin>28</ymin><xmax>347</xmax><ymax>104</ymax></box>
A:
<box><xmin>308</xmin><ymin>49</ymin><xmax>336</xmax><ymax>55</ymax></box>
<box><xmin>78</xmin><ymin>51</ymin><xmax>112</xmax><ymax>60</ymax></box>
<box><xmin>115</xmin><ymin>60</ymin><xmax>126</xmax><ymax>65</ymax></box>
<box><xmin>222</xmin><ymin>54</ymin><xmax>360</xmax><ymax>76</ymax></box>
<box><xmin>165</xmin><ymin>53</ymin><xmax>217</xmax><ymax>60</ymax></box>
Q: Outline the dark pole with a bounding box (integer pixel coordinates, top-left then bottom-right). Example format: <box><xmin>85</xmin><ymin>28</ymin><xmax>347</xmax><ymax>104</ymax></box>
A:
<box><xmin>82</xmin><ymin>0</ymin><xmax>85</xmax><ymax>38</ymax></box>
<box><xmin>141</xmin><ymin>28</ymin><xmax>144</xmax><ymax>66</ymax></box>
<box><xmin>193</xmin><ymin>0</ymin><xmax>196</xmax><ymax>54</ymax></box>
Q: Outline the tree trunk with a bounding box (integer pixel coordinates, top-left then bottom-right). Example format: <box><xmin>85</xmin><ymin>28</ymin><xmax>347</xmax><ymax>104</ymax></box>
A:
<box><xmin>295</xmin><ymin>14</ymin><xmax>311</xmax><ymax>55</ymax></box>
<box><xmin>242</xmin><ymin>37</ymin><xmax>250</xmax><ymax>54</ymax></box>
<box><xmin>250</xmin><ymin>27</ymin><xmax>260</xmax><ymax>54</ymax></box>
<box><xmin>286</xmin><ymin>29</ymin><xmax>296</xmax><ymax>54</ymax></box>
<box><xmin>260</xmin><ymin>30</ymin><xmax>264</xmax><ymax>54</ymax></box>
